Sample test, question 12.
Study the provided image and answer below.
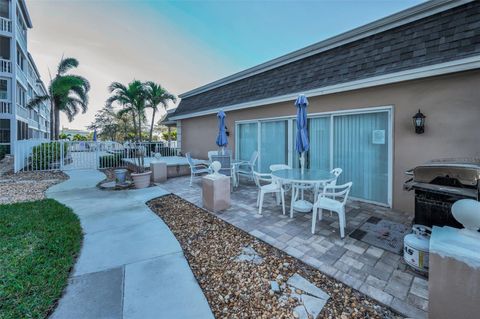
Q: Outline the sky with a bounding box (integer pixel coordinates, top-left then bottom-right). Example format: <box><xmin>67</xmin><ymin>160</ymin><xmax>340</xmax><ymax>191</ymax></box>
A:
<box><xmin>27</xmin><ymin>0</ymin><xmax>425</xmax><ymax>130</ymax></box>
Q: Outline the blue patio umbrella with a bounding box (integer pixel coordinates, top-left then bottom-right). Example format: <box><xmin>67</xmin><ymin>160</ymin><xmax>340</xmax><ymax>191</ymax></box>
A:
<box><xmin>216</xmin><ymin>110</ymin><xmax>228</xmax><ymax>153</ymax></box>
<box><xmin>93</xmin><ymin>128</ymin><xmax>97</xmax><ymax>142</ymax></box>
<box><xmin>295</xmin><ymin>94</ymin><xmax>309</xmax><ymax>173</ymax></box>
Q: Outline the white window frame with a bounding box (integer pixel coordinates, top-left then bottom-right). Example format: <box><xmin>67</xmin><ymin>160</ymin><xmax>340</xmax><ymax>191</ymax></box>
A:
<box><xmin>0</xmin><ymin>77</ymin><xmax>10</xmax><ymax>101</ymax></box>
<box><xmin>235</xmin><ymin>105</ymin><xmax>393</xmax><ymax>207</ymax></box>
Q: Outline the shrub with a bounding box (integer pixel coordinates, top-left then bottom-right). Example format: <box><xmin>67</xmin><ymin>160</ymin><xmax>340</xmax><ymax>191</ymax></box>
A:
<box><xmin>30</xmin><ymin>142</ymin><xmax>68</xmax><ymax>170</ymax></box>
<box><xmin>99</xmin><ymin>153</ymin><xmax>123</xmax><ymax>168</ymax></box>
<box><xmin>0</xmin><ymin>145</ymin><xmax>9</xmax><ymax>160</ymax></box>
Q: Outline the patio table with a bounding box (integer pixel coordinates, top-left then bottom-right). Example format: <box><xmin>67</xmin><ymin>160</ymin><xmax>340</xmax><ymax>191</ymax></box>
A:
<box><xmin>272</xmin><ymin>168</ymin><xmax>336</xmax><ymax>216</ymax></box>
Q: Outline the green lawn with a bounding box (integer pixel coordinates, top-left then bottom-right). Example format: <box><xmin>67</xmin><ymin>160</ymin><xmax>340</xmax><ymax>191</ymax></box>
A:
<box><xmin>0</xmin><ymin>199</ymin><xmax>82</xmax><ymax>319</ymax></box>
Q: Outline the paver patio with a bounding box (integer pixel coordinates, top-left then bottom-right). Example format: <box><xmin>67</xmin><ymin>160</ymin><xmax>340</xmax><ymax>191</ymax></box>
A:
<box><xmin>47</xmin><ymin>170</ymin><xmax>213</xmax><ymax>319</ymax></box>
<box><xmin>161</xmin><ymin>175</ymin><xmax>429</xmax><ymax>319</ymax></box>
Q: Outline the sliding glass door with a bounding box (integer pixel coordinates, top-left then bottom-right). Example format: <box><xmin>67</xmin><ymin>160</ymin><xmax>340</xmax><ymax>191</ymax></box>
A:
<box><xmin>236</xmin><ymin>108</ymin><xmax>391</xmax><ymax>205</ymax></box>
<box><xmin>237</xmin><ymin>122</ymin><xmax>258</xmax><ymax>162</ymax></box>
<box><xmin>259</xmin><ymin>120</ymin><xmax>288</xmax><ymax>172</ymax></box>
<box><xmin>333</xmin><ymin>111</ymin><xmax>389</xmax><ymax>204</ymax></box>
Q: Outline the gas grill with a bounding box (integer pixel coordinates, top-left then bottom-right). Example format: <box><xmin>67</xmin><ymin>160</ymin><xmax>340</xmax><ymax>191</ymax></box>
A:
<box><xmin>404</xmin><ymin>158</ymin><xmax>480</xmax><ymax>228</ymax></box>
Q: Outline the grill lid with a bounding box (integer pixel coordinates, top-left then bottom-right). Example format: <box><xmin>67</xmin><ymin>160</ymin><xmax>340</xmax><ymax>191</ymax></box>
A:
<box><xmin>411</xmin><ymin>158</ymin><xmax>480</xmax><ymax>187</ymax></box>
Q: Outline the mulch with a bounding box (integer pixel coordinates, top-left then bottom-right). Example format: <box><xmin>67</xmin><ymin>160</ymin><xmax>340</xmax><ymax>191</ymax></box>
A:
<box><xmin>148</xmin><ymin>195</ymin><xmax>402</xmax><ymax>319</ymax></box>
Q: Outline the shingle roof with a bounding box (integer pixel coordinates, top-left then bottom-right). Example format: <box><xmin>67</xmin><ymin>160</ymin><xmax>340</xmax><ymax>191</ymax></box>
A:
<box><xmin>174</xmin><ymin>1</ymin><xmax>480</xmax><ymax>118</ymax></box>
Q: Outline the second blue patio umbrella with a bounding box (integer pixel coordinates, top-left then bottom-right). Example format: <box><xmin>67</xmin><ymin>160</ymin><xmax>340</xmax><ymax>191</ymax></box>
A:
<box><xmin>295</xmin><ymin>94</ymin><xmax>309</xmax><ymax>174</ymax></box>
<box><xmin>216</xmin><ymin>110</ymin><xmax>228</xmax><ymax>154</ymax></box>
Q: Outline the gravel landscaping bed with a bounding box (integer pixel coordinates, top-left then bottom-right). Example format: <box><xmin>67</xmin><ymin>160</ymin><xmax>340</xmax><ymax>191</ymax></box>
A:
<box><xmin>148</xmin><ymin>195</ymin><xmax>402</xmax><ymax>319</ymax></box>
<box><xmin>0</xmin><ymin>171</ymin><xmax>68</xmax><ymax>204</ymax></box>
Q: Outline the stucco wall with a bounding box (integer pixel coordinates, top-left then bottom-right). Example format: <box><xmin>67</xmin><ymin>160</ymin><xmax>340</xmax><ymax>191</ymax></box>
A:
<box><xmin>180</xmin><ymin>70</ymin><xmax>480</xmax><ymax>213</ymax></box>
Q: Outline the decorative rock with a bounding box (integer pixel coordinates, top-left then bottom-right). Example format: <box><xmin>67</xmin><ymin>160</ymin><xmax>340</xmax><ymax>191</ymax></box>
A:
<box><xmin>301</xmin><ymin>294</ymin><xmax>329</xmax><ymax>318</ymax></box>
<box><xmin>287</xmin><ymin>274</ymin><xmax>330</xmax><ymax>300</ymax></box>
<box><xmin>293</xmin><ymin>305</ymin><xmax>309</xmax><ymax>319</ymax></box>
<box><xmin>270</xmin><ymin>281</ymin><xmax>280</xmax><ymax>293</ymax></box>
<box><xmin>234</xmin><ymin>245</ymin><xmax>263</xmax><ymax>264</ymax></box>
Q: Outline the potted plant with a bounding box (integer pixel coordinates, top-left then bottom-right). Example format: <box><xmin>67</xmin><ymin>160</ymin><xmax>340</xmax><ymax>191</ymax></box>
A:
<box><xmin>107</xmin><ymin>80</ymin><xmax>152</xmax><ymax>189</ymax></box>
<box><xmin>130</xmin><ymin>143</ymin><xmax>151</xmax><ymax>188</ymax></box>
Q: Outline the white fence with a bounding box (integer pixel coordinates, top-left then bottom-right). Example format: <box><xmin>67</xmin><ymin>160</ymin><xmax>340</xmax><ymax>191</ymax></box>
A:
<box><xmin>14</xmin><ymin>140</ymin><xmax>181</xmax><ymax>173</ymax></box>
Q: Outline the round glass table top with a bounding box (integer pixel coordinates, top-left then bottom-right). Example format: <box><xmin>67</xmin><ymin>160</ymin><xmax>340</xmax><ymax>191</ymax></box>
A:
<box><xmin>272</xmin><ymin>168</ymin><xmax>335</xmax><ymax>183</ymax></box>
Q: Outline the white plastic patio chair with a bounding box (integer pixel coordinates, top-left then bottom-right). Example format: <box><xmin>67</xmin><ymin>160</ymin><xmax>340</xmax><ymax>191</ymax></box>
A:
<box><xmin>235</xmin><ymin>150</ymin><xmax>259</xmax><ymax>185</ymax></box>
<box><xmin>314</xmin><ymin>168</ymin><xmax>343</xmax><ymax>201</ymax></box>
<box><xmin>269</xmin><ymin>164</ymin><xmax>291</xmax><ymax>172</ymax></box>
<box><xmin>186</xmin><ymin>152</ymin><xmax>211</xmax><ymax>186</ymax></box>
<box><xmin>311</xmin><ymin>182</ymin><xmax>353</xmax><ymax>238</ymax></box>
<box><xmin>270</xmin><ymin>164</ymin><xmax>292</xmax><ymax>192</ymax></box>
<box><xmin>253</xmin><ymin>171</ymin><xmax>285</xmax><ymax>215</ymax></box>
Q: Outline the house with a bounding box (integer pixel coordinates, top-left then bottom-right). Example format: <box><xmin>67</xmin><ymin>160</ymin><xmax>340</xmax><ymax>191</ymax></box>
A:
<box><xmin>0</xmin><ymin>0</ymin><xmax>51</xmax><ymax>154</ymax></box>
<box><xmin>170</xmin><ymin>0</ymin><xmax>480</xmax><ymax>213</ymax></box>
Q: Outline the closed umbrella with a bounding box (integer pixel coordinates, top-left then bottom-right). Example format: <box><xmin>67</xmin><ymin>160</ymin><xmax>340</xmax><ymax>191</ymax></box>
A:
<box><xmin>93</xmin><ymin>128</ymin><xmax>97</xmax><ymax>142</ymax></box>
<box><xmin>295</xmin><ymin>94</ymin><xmax>309</xmax><ymax>174</ymax></box>
<box><xmin>216</xmin><ymin>110</ymin><xmax>228</xmax><ymax>154</ymax></box>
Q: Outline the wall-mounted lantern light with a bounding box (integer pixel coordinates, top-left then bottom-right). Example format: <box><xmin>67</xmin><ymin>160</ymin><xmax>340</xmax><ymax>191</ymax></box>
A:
<box><xmin>412</xmin><ymin>109</ymin><xmax>426</xmax><ymax>134</ymax></box>
<box><xmin>225</xmin><ymin>126</ymin><xmax>230</xmax><ymax>137</ymax></box>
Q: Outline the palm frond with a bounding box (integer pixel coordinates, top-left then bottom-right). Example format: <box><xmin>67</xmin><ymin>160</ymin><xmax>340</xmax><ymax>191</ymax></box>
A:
<box><xmin>26</xmin><ymin>95</ymin><xmax>50</xmax><ymax>109</ymax></box>
<box><xmin>57</xmin><ymin>57</ymin><xmax>79</xmax><ymax>75</ymax></box>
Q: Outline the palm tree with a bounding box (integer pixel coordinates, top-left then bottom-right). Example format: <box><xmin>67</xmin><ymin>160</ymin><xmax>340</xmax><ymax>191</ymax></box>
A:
<box><xmin>144</xmin><ymin>81</ymin><xmax>176</xmax><ymax>142</ymax></box>
<box><xmin>27</xmin><ymin>57</ymin><xmax>90</xmax><ymax>140</ymax></box>
<box><xmin>106</xmin><ymin>80</ymin><xmax>147</xmax><ymax>142</ymax></box>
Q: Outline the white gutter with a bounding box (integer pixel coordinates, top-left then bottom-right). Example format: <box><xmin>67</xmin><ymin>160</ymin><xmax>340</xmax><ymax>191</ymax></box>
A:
<box><xmin>179</xmin><ymin>0</ymin><xmax>473</xmax><ymax>99</ymax></box>
<box><xmin>171</xmin><ymin>55</ymin><xmax>480</xmax><ymax>120</ymax></box>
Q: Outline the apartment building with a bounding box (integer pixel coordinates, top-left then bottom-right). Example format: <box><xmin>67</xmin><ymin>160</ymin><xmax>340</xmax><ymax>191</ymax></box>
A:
<box><xmin>0</xmin><ymin>0</ymin><xmax>50</xmax><ymax>154</ymax></box>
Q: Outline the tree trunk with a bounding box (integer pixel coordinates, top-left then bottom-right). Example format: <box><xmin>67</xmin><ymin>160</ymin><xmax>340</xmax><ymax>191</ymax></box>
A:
<box><xmin>50</xmin><ymin>103</ymin><xmax>55</xmax><ymax>140</ymax></box>
<box><xmin>54</xmin><ymin>107</ymin><xmax>60</xmax><ymax>140</ymax></box>
<box><xmin>132</xmin><ymin>112</ymin><xmax>138</xmax><ymax>142</ymax></box>
<box><xmin>137</xmin><ymin>112</ymin><xmax>143</xmax><ymax>142</ymax></box>
<box><xmin>149</xmin><ymin>108</ymin><xmax>156</xmax><ymax>142</ymax></box>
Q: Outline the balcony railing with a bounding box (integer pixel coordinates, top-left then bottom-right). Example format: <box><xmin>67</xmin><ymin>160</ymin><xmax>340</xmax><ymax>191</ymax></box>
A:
<box><xmin>16</xmin><ymin>104</ymin><xmax>29</xmax><ymax>119</ymax></box>
<box><xmin>0</xmin><ymin>17</ymin><xmax>11</xmax><ymax>33</ymax></box>
<box><xmin>0</xmin><ymin>59</ymin><xmax>12</xmax><ymax>73</ymax></box>
<box><xmin>0</xmin><ymin>101</ymin><xmax>12</xmax><ymax>114</ymax></box>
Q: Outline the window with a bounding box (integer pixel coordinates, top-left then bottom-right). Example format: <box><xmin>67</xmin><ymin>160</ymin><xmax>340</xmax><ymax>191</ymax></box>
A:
<box><xmin>0</xmin><ymin>36</ymin><xmax>10</xmax><ymax>60</ymax></box>
<box><xmin>0</xmin><ymin>78</ymin><xmax>7</xmax><ymax>100</ymax></box>
<box><xmin>0</xmin><ymin>119</ymin><xmax>10</xmax><ymax>143</ymax></box>
<box><xmin>0</xmin><ymin>0</ymin><xmax>9</xmax><ymax>19</ymax></box>
<box><xmin>16</xmin><ymin>84</ymin><xmax>25</xmax><ymax>106</ymax></box>
<box><xmin>16</xmin><ymin>48</ymin><xmax>25</xmax><ymax>70</ymax></box>
<box><xmin>16</xmin><ymin>120</ymin><xmax>28</xmax><ymax>140</ymax></box>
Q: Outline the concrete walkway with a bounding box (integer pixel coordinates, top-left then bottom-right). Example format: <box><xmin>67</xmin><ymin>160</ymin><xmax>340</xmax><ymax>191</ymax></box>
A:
<box><xmin>47</xmin><ymin>170</ymin><xmax>214</xmax><ymax>319</ymax></box>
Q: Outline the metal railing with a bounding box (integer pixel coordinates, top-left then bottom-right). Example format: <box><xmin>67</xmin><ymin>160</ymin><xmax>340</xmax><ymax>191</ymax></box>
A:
<box><xmin>14</xmin><ymin>140</ymin><xmax>182</xmax><ymax>172</ymax></box>
<box><xmin>0</xmin><ymin>17</ymin><xmax>11</xmax><ymax>32</ymax></box>
<box><xmin>0</xmin><ymin>59</ymin><xmax>11</xmax><ymax>73</ymax></box>
<box><xmin>0</xmin><ymin>101</ymin><xmax>11</xmax><ymax>114</ymax></box>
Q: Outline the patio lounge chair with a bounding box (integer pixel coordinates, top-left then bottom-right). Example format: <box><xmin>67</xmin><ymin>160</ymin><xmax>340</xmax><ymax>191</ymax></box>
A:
<box><xmin>235</xmin><ymin>150</ymin><xmax>259</xmax><ymax>186</ymax></box>
<box><xmin>253</xmin><ymin>171</ymin><xmax>285</xmax><ymax>215</ymax></box>
<box><xmin>186</xmin><ymin>152</ymin><xmax>211</xmax><ymax>186</ymax></box>
<box><xmin>311</xmin><ymin>182</ymin><xmax>353</xmax><ymax>238</ymax></box>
